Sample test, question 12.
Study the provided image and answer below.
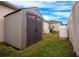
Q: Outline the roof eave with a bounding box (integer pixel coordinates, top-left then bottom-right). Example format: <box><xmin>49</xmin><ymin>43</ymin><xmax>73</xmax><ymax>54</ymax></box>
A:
<box><xmin>0</xmin><ymin>1</ymin><xmax>19</xmax><ymax>10</ymax></box>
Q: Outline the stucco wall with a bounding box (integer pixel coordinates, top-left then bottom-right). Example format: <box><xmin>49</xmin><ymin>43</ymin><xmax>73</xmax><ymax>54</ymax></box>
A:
<box><xmin>68</xmin><ymin>11</ymin><xmax>76</xmax><ymax>52</ymax></box>
<box><xmin>0</xmin><ymin>5</ymin><xmax>15</xmax><ymax>42</ymax></box>
<box><xmin>72</xmin><ymin>2</ymin><xmax>79</xmax><ymax>56</ymax></box>
<box><xmin>69</xmin><ymin>2</ymin><xmax>79</xmax><ymax>56</ymax></box>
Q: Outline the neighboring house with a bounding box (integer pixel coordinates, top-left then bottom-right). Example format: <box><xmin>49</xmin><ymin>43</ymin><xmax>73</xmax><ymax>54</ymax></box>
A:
<box><xmin>0</xmin><ymin>1</ymin><xmax>18</xmax><ymax>42</ymax></box>
<box><xmin>43</xmin><ymin>20</ymin><xmax>63</xmax><ymax>33</ymax></box>
<box><xmin>49</xmin><ymin>21</ymin><xmax>63</xmax><ymax>31</ymax></box>
<box><xmin>68</xmin><ymin>1</ymin><xmax>79</xmax><ymax>56</ymax></box>
<box><xmin>43</xmin><ymin>20</ymin><xmax>49</xmax><ymax>33</ymax></box>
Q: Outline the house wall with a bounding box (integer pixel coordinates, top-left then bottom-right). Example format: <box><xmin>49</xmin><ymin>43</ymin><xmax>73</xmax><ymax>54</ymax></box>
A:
<box><xmin>0</xmin><ymin>5</ymin><xmax>15</xmax><ymax>42</ymax></box>
<box><xmin>68</xmin><ymin>11</ymin><xmax>76</xmax><ymax>52</ymax></box>
<box><xmin>43</xmin><ymin>21</ymin><xmax>49</xmax><ymax>33</ymax></box>
<box><xmin>69</xmin><ymin>1</ymin><xmax>79</xmax><ymax>56</ymax></box>
<box><xmin>50</xmin><ymin>23</ymin><xmax>62</xmax><ymax>31</ymax></box>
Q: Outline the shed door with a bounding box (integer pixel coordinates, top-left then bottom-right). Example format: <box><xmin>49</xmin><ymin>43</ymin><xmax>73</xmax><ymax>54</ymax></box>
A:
<box><xmin>36</xmin><ymin>17</ymin><xmax>42</xmax><ymax>41</ymax></box>
<box><xmin>26</xmin><ymin>13</ymin><xmax>37</xmax><ymax>46</ymax></box>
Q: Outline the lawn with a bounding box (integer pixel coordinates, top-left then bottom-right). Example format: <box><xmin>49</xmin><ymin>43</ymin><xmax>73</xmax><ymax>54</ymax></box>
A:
<box><xmin>0</xmin><ymin>32</ymin><xmax>76</xmax><ymax>57</ymax></box>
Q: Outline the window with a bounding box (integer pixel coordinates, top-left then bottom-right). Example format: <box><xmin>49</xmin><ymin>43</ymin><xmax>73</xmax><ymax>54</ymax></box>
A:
<box><xmin>28</xmin><ymin>14</ymin><xmax>35</xmax><ymax>19</ymax></box>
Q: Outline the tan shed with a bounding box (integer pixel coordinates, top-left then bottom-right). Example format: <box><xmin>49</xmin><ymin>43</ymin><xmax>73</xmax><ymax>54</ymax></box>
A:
<box><xmin>4</xmin><ymin>7</ymin><xmax>43</xmax><ymax>49</ymax></box>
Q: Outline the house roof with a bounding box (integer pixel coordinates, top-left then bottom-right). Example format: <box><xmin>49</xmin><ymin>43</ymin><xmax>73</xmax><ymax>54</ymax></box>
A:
<box><xmin>44</xmin><ymin>20</ymin><xmax>63</xmax><ymax>25</ymax></box>
<box><xmin>44</xmin><ymin>20</ymin><xmax>50</xmax><ymax>23</ymax></box>
<box><xmin>72</xmin><ymin>1</ymin><xmax>77</xmax><ymax>10</ymax></box>
<box><xmin>49</xmin><ymin>20</ymin><xmax>63</xmax><ymax>24</ymax></box>
<box><xmin>0</xmin><ymin>1</ymin><xmax>19</xmax><ymax>10</ymax></box>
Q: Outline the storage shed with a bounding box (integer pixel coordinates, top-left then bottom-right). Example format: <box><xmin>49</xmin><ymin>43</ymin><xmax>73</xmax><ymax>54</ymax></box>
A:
<box><xmin>4</xmin><ymin>7</ymin><xmax>43</xmax><ymax>49</ymax></box>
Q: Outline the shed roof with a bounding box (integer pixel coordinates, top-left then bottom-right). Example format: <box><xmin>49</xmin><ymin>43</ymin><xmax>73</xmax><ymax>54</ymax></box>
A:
<box><xmin>4</xmin><ymin>7</ymin><xmax>38</xmax><ymax>17</ymax></box>
<box><xmin>49</xmin><ymin>20</ymin><xmax>63</xmax><ymax>24</ymax></box>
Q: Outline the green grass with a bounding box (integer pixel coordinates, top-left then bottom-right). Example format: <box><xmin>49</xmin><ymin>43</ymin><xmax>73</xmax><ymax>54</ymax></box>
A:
<box><xmin>0</xmin><ymin>32</ymin><xmax>76</xmax><ymax>57</ymax></box>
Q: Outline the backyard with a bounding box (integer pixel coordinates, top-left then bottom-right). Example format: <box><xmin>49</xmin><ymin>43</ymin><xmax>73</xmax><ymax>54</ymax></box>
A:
<box><xmin>0</xmin><ymin>32</ymin><xmax>76</xmax><ymax>57</ymax></box>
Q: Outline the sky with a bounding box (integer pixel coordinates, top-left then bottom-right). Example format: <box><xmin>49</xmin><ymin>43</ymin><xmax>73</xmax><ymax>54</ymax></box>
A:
<box><xmin>8</xmin><ymin>1</ymin><xmax>74</xmax><ymax>24</ymax></box>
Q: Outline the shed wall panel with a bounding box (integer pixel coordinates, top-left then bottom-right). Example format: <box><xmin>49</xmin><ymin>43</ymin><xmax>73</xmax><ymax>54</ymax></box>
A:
<box><xmin>4</xmin><ymin>11</ymin><xmax>22</xmax><ymax>49</ymax></box>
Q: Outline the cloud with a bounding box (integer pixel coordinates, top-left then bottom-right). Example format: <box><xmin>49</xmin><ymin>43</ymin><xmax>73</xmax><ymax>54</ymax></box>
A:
<box><xmin>9</xmin><ymin>1</ymin><xmax>46</xmax><ymax>8</ymax></box>
<box><xmin>54</xmin><ymin>5</ymin><xmax>72</xmax><ymax>10</ymax></box>
<box><xmin>44</xmin><ymin>1</ymin><xmax>57</xmax><ymax>4</ymax></box>
<box><xmin>43</xmin><ymin>15</ymin><xmax>61</xmax><ymax>21</ymax></box>
<box><xmin>9</xmin><ymin>1</ymin><xmax>57</xmax><ymax>8</ymax></box>
<box><xmin>43</xmin><ymin>15</ymin><xmax>68</xmax><ymax>24</ymax></box>
<box><xmin>43</xmin><ymin>15</ymin><xmax>52</xmax><ymax>20</ymax></box>
<box><xmin>54</xmin><ymin>1</ymin><xmax>73</xmax><ymax>6</ymax></box>
<box><xmin>8</xmin><ymin>1</ymin><xmax>73</xmax><ymax>24</ymax></box>
<box><xmin>52</xmin><ymin>12</ymin><xmax>71</xmax><ymax>17</ymax></box>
